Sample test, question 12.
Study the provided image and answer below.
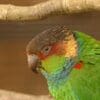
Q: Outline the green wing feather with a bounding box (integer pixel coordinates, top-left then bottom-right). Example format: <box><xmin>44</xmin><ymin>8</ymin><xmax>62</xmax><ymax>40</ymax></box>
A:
<box><xmin>49</xmin><ymin>31</ymin><xmax>100</xmax><ymax>100</ymax></box>
<box><xmin>69</xmin><ymin>31</ymin><xmax>100</xmax><ymax>100</ymax></box>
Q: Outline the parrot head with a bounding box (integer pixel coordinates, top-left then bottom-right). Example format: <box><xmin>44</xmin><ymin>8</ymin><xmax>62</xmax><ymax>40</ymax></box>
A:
<box><xmin>26</xmin><ymin>26</ymin><xmax>78</xmax><ymax>75</ymax></box>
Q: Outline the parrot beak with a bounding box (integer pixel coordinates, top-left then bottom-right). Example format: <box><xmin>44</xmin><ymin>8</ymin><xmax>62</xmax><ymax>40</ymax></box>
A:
<box><xmin>27</xmin><ymin>54</ymin><xmax>41</xmax><ymax>73</ymax></box>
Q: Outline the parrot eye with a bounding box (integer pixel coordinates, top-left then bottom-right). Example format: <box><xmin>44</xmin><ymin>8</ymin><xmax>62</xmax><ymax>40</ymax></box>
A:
<box><xmin>41</xmin><ymin>46</ymin><xmax>52</xmax><ymax>55</ymax></box>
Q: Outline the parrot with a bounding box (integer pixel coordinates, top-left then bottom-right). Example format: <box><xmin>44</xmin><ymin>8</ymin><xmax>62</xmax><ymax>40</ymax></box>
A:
<box><xmin>26</xmin><ymin>26</ymin><xmax>100</xmax><ymax>100</ymax></box>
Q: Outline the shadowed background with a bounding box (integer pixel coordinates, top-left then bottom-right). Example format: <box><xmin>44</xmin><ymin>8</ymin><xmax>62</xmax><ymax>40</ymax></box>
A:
<box><xmin>0</xmin><ymin>0</ymin><xmax>100</xmax><ymax>96</ymax></box>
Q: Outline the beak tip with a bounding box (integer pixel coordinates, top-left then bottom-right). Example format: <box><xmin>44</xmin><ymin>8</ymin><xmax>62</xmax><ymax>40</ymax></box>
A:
<box><xmin>31</xmin><ymin>67</ymin><xmax>38</xmax><ymax>73</ymax></box>
<box><xmin>27</xmin><ymin>54</ymin><xmax>40</xmax><ymax>73</ymax></box>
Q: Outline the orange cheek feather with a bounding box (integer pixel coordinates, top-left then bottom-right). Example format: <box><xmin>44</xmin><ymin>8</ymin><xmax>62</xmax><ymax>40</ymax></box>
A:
<box><xmin>38</xmin><ymin>42</ymin><xmax>67</xmax><ymax>60</ymax></box>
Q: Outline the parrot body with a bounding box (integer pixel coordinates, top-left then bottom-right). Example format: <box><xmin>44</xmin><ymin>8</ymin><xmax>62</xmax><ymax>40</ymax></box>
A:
<box><xmin>26</xmin><ymin>26</ymin><xmax>100</xmax><ymax>100</ymax></box>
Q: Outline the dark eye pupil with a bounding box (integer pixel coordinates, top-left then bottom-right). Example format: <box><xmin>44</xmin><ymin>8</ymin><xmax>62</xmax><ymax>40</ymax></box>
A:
<box><xmin>45</xmin><ymin>47</ymin><xmax>49</xmax><ymax>51</ymax></box>
<box><xmin>42</xmin><ymin>46</ymin><xmax>51</xmax><ymax>55</ymax></box>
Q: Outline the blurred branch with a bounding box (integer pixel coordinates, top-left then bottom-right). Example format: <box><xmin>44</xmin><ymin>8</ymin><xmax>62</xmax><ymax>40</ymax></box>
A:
<box><xmin>0</xmin><ymin>89</ymin><xmax>52</xmax><ymax>100</ymax></box>
<box><xmin>0</xmin><ymin>0</ymin><xmax>100</xmax><ymax>21</ymax></box>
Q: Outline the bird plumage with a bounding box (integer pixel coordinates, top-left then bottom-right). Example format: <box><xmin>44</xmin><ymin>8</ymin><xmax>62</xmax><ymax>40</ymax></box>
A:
<box><xmin>26</xmin><ymin>26</ymin><xmax>100</xmax><ymax>100</ymax></box>
<box><xmin>46</xmin><ymin>31</ymin><xmax>100</xmax><ymax>100</ymax></box>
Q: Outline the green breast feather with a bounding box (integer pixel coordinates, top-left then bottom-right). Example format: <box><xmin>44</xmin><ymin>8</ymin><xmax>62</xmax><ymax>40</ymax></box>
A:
<box><xmin>41</xmin><ymin>55</ymin><xmax>66</xmax><ymax>74</ymax></box>
<box><xmin>43</xmin><ymin>31</ymin><xmax>100</xmax><ymax>100</ymax></box>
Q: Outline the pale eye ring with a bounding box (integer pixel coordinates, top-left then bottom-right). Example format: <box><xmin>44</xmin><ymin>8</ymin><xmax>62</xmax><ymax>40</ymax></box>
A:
<box><xmin>41</xmin><ymin>46</ymin><xmax>52</xmax><ymax>55</ymax></box>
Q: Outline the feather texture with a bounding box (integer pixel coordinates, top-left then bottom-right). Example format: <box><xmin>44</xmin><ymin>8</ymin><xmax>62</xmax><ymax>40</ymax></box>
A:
<box><xmin>43</xmin><ymin>31</ymin><xmax>100</xmax><ymax>100</ymax></box>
